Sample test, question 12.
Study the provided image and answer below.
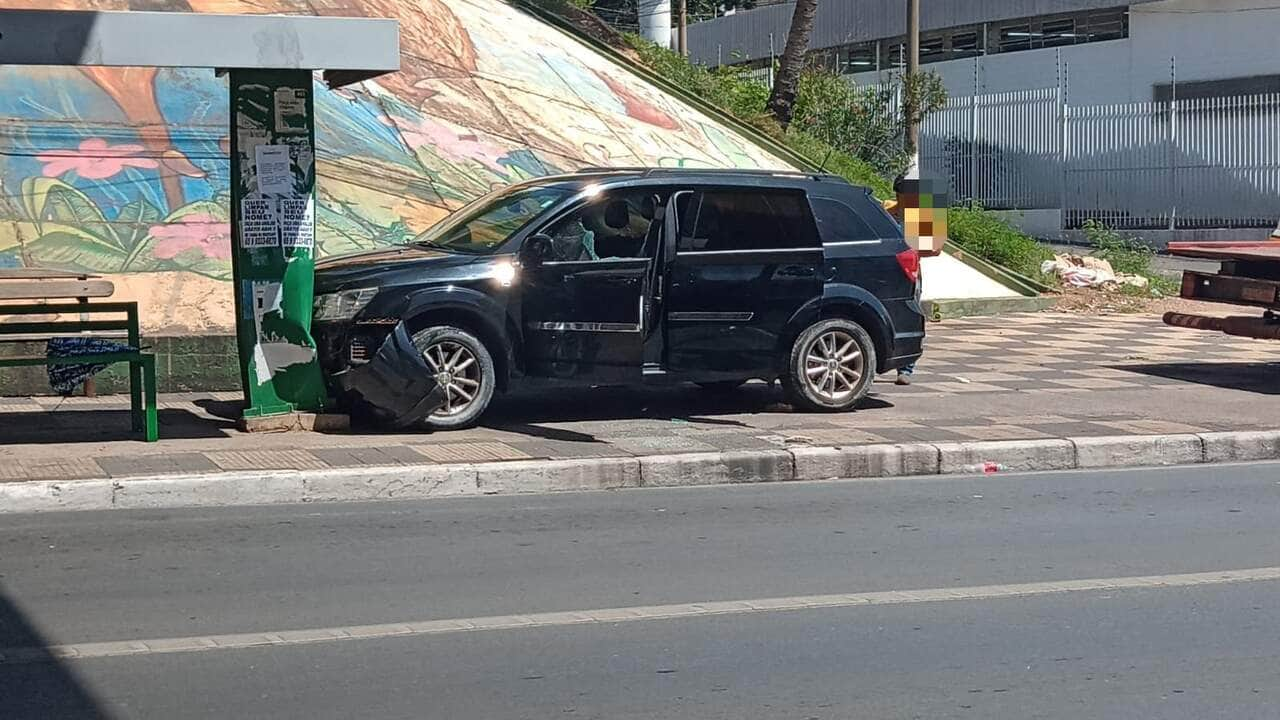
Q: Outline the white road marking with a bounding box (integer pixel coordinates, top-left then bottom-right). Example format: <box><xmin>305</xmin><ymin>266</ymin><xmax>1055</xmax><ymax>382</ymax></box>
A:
<box><xmin>5</xmin><ymin>566</ymin><xmax>1279</xmax><ymax>664</ymax></box>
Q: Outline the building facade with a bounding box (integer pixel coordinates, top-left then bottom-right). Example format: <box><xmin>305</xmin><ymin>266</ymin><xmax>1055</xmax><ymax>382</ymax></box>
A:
<box><xmin>689</xmin><ymin>0</ymin><xmax>1280</xmax><ymax>105</ymax></box>
<box><xmin>688</xmin><ymin>0</ymin><xmax>1280</xmax><ymax>237</ymax></box>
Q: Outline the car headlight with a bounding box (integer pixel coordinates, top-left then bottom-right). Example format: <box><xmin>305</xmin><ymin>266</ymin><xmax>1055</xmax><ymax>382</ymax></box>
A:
<box><xmin>313</xmin><ymin>288</ymin><xmax>378</xmax><ymax>321</ymax></box>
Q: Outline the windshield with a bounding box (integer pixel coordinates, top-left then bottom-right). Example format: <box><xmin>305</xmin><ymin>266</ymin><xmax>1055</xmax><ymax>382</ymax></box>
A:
<box><xmin>414</xmin><ymin>184</ymin><xmax>573</xmax><ymax>254</ymax></box>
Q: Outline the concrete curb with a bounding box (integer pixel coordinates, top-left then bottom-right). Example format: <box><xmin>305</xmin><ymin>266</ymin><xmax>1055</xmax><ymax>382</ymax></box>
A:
<box><xmin>3</xmin><ymin>431</ymin><xmax>1278</xmax><ymax>514</ymax></box>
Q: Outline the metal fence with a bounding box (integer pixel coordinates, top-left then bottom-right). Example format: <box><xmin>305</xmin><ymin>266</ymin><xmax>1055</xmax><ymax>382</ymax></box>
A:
<box><xmin>917</xmin><ymin>87</ymin><xmax>1280</xmax><ymax>230</ymax></box>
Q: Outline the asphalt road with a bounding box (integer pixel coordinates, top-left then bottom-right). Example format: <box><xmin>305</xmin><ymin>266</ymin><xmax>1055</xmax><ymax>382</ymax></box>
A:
<box><xmin>2</xmin><ymin>463</ymin><xmax>1279</xmax><ymax>719</ymax></box>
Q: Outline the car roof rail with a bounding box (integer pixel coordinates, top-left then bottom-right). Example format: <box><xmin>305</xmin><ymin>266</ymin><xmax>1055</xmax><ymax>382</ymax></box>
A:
<box><xmin>568</xmin><ymin>166</ymin><xmax>853</xmax><ymax>185</ymax></box>
<box><xmin>574</xmin><ymin>166</ymin><xmax>652</xmax><ymax>174</ymax></box>
<box><xmin>639</xmin><ymin>167</ymin><xmax>849</xmax><ymax>182</ymax></box>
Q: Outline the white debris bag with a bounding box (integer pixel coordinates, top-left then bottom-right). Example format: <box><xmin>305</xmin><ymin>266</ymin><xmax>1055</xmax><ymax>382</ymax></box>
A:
<box><xmin>1041</xmin><ymin>254</ymin><xmax>1148</xmax><ymax>289</ymax></box>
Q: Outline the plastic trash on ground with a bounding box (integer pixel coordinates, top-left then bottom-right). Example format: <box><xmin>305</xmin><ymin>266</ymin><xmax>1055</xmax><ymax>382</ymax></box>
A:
<box><xmin>1041</xmin><ymin>254</ymin><xmax>1149</xmax><ymax>289</ymax></box>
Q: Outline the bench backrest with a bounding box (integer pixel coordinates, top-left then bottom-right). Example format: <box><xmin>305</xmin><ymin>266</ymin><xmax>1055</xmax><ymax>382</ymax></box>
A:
<box><xmin>0</xmin><ymin>269</ymin><xmax>115</xmax><ymax>302</ymax></box>
<box><xmin>0</xmin><ymin>279</ymin><xmax>116</xmax><ymax>301</ymax></box>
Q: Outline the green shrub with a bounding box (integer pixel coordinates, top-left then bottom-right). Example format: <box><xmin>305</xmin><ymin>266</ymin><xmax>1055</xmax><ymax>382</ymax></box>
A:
<box><xmin>782</xmin><ymin>130</ymin><xmax>892</xmax><ymax>197</ymax></box>
<box><xmin>622</xmin><ymin>34</ymin><xmax>892</xmax><ymax>197</ymax></box>
<box><xmin>948</xmin><ymin>205</ymin><xmax>1053</xmax><ymax>279</ymax></box>
<box><xmin>1083</xmin><ymin>220</ymin><xmax>1154</xmax><ymax>276</ymax></box>
<box><xmin>792</xmin><ymin>72</ymin><xmax>908</xmax><ymax>179</ymax></box>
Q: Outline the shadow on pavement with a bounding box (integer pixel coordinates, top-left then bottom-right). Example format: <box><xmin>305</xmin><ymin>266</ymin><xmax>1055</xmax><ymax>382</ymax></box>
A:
<box><xmin>1117</xmin><ymin>362</ymin><xmax>1280</xmax><ymax>395</ymax></box>
<box><xmin>0</xmin><ymin>587</ymin><xmax>109</xmax><ymax>719</ymax></box>
<box><xmin>0</xmin><ymin>408</ymin><xmax>233</xmax><ymax>445</ymax></box>
<box><xmin>480</xmin><ymin>383</ymin><xmax>894</xmax><ymax>426</ymax></box>
<box><xmin>193</xmin><ymin>398</ymin><xmax>244</xmax><ymax>421</ymax></box>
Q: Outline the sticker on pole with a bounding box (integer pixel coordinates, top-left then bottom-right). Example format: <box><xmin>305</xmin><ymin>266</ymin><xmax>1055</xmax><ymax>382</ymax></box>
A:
<box><xmin>240</xmin><ymin>197</ymin><xmax>279</xmax><ymax>249</ymax></box>
<box><xmin>280</xmin><ymin>197</ymin><xmax>315</xmax><ymax>250</ymax></box>
<box><xmin>254</xmin><ymin>145</ymin><xmax>293</xmax><ymax>196</ymax></box>
<box><xmin>274</xmin><ymin>87</ymin><xmax>308</xmax><ymax>134</ymax></box>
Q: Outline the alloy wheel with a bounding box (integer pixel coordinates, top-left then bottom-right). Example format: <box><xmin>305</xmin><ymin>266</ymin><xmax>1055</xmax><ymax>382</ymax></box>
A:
<box><xmin>422</xmin><ymin>340</ymin><xmax>482</xmax><ymax>417</ymax></box>
<box><xmin>802</xmin><ymin>329</ymin><xmax>865</xmax><ymax>404</ymax></box>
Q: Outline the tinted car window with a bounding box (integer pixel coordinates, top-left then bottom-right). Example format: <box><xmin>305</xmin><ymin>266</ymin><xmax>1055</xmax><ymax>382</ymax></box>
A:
<box><xmin>541</xmin><ymin>190</ymin><xmax>661</xmax><ymax>262</ymax></box>
<box><xmin>679</xmin><ymin>190</ymin><xmax>819</xmax><ymax>252</ymax></box>
<box><xmin>414</xmin><ymin>184</ymin><xmax>572</xmax><ymax>254</ymax></box>
<box><xmin>810</xmin><ymin>197</ymin><xmax>880</xmax><ymax>244</ymax></box>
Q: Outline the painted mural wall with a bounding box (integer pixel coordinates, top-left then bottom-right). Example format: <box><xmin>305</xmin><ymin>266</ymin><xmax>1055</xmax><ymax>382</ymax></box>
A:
<box><xmin>0</xmin><ymin>0</ymin><xmax>792</xmax><ymax>333</ymax></box>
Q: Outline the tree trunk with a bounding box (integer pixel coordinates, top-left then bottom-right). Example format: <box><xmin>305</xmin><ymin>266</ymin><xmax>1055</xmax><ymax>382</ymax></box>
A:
<box><xmin>767</xmin><ymin>0</ymin><xmax>820</xmax><ymax>129</ymax></box>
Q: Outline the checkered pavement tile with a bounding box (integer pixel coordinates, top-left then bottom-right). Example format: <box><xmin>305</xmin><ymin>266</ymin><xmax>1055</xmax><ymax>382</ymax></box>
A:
<box><xmin>910</xmin><ymin>314</ymin><xmax>1277</xmax><ymax>396</ymax></box>
<box><xmin>207</xmin><ymin>450</ymin><xmax>328</xmax><ymax>471</ymax></box>
<box><xmin>778</xmin><ymin>428</ymin><xmax>892</xmax><ymax>446</ymax></box>
<box><xmin>19</xmin><ymin>458</ymin><xmax>106</xmax><ymax>481</ymax></box>
<box><xmin>310</xmin><ymin>446</ymin><xmax>430</xmax><ymax>467</ymax></box>
<box><xmin>413</xmin><ymin>441</ymin><xmax>530</xmax><ymax>464</ymax></box>
<box><xmin>936</xmin><ymin>424</ymin><xmax>1054</xmax><ymax>441</ymax></box>
<box><xmin>96</xmin><ymin>453</ymin><xmax>219</xmax><ymax>478</ymax></box>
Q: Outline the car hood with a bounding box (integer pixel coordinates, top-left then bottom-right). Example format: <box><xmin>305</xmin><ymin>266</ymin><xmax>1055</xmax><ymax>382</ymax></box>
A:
<box><xmin>314</xmin><ymin>245</ymin><xmax>478</xmax><ymax>291</ymax></box>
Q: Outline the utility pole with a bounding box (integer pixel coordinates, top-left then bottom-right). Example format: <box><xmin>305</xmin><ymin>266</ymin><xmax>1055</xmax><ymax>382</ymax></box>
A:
<box><xmin>905</xmin><ymin>0</ymin><xmax>920</xmax><ymax>179</ymax></box>
<box><xmin>678</xmin><ymin>0</ymin><xmax>688</xmax><ymax>56</ymax></box>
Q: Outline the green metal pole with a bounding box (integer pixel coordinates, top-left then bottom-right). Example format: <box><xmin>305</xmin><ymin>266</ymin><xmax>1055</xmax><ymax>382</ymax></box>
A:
<box><xmin>228</xmin><ymin>69</ymin><xmax>329</xmax><ymax>417</ymax></box>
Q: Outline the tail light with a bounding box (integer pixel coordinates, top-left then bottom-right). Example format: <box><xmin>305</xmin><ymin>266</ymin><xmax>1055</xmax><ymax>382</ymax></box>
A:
<box><xmin>896</xmin><ymin>247</ymin><xmax>921</xmax><ymax>284</ymax></box>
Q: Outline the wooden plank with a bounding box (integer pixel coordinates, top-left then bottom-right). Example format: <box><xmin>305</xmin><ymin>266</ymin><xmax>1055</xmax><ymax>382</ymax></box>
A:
<box><xmin>0</xmin><ymin>352</ymin><xmax>148</xmax><ymax>368</ymax></box>
<box><xmin>0</xmin><ymin>279</ymin><xmax>115</xmax><ymax>300</ymax></box>
<box><xmin>0</xmin><ymin>269</ymin><xmax>98</xmax><ymax>280</ymax></box>
<box><xmin>0</xmin><ymin>320</ymin><xmax>131</xmax><ymax>335</ymax></box>
<box><xmin>0</xmin><ymin>301</ymin><xmax>137</xmax><ymax>315</ymax></box>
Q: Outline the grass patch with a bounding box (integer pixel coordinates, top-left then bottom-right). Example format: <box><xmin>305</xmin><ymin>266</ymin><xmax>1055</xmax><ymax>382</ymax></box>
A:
<box><xmin>1083</xmin><ymin>220</ymin><xmax>1154</xmax><ymax>276</ymax></box>
<box><xmin>947</xmin><ymin>205</ymin><xmax>1053</xmax><ymax>279</ymax></box>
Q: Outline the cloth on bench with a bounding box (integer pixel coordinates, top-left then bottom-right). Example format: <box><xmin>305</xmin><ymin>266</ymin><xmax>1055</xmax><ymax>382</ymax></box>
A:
<box><xmin>46</xmin><ymin>337</ymin><xmax>138</xmax><ymax>395</ymax></box>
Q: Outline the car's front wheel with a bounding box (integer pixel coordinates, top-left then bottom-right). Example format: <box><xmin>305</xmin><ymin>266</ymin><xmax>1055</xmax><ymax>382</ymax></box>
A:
<box><xmin>411</xmin><ymin>326</ymin><xmax>496</xmax><ymax>430</ymax></box>
<box><xmin>783</xmin><ymin>319</ymin><xmax>877</xmax><ymax>412</ymax></box>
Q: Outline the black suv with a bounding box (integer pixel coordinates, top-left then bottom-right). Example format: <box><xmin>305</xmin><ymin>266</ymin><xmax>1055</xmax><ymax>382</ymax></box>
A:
<box><xmin>313</xmin><ymin>168</ymin><xmax>925</xmax><ymax>429</ymax></box>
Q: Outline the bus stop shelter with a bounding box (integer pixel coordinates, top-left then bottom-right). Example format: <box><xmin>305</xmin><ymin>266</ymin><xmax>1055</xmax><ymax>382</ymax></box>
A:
<box><xmin>0</xmin><ymin>8</ymin><xmax>399</xmax><ymax>422</ymax></box>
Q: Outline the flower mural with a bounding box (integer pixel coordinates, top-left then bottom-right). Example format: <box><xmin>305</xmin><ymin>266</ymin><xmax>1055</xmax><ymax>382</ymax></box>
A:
<box><xmin>37</xmin><ymin>138</ymin><xmax>160</xmax><ymax>180</ymax></box>
<box><xmin>0</xmin><ymin>0</ymin><xmax>791</xmax><ymax>332</ymax></box>
<box><xmin>148</xmin><ymin>215</ymin><xmax>232</xmax><ymax>262</ymax></box>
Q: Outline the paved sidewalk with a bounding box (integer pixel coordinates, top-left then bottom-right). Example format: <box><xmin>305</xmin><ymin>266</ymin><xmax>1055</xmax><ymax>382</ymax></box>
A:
<box><xmin>1</xmin><ymin>313</ymin><xmax>1278</xmax><ymax>484</ymax></box>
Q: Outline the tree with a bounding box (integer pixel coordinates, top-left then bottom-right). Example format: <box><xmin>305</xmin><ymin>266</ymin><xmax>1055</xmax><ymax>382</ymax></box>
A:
<box><xmin>766</xmin><ymin>0</ymin><xmax>819</xmax><ymax>128</ymax></box>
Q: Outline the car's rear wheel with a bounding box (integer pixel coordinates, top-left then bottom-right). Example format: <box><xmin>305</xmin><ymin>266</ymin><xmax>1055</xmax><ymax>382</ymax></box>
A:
<box><xmin>411</xmin><ymin>326</ymin><xmax>496</xmax><ymax>430</ymax></box>
<box><xmin>783</xmin><ymin>319</ymin><xmax>877</xmax><ymax>412</ymax></box>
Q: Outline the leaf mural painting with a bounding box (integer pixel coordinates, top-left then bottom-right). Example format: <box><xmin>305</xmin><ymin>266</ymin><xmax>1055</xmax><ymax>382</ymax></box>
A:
<box><xmin>21</xmin><ymin>177</ymin><xmax>131</xmax><ymax>273</ymax></box>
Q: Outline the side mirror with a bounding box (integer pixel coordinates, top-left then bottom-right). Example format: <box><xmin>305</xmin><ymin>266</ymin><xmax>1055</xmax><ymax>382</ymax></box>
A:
<box><xmin>520</xmin><ymin>234</ymin><xmax>552</xmax><ymax>268</ymax></box>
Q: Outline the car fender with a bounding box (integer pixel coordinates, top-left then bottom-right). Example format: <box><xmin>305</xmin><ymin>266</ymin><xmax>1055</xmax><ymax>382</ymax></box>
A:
<box><xmin>401</xmin><ymin>286</ymin><xmax>518</xmax><ymax>384</ymax></box>
<box><xmin>778</xmin><ymin>284</ymin><xmax>894</xmax><ymax>370</ymax></box>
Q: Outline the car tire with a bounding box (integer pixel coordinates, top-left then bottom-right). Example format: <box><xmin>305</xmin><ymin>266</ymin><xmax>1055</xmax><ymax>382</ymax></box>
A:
<box><xmin>695</xmin><ymin>380</ymin><xmax>747</xmax><ymax>392</ymax></box>
<box><xmin>782</xmin><ymin>319</ymin><xmax>877</xmax><ymax>412</ymax></box>
<box><xmin>410</xmin><ymin>325</ymin><xmax>496</xmax><ymax>430</ymax></box>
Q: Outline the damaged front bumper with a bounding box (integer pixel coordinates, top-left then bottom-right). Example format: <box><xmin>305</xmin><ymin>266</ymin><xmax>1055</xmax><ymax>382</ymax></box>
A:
<box><xmin>329</xmin><ymin>322</ymin><xmax>445</xmax><ymax>428</ymax></box>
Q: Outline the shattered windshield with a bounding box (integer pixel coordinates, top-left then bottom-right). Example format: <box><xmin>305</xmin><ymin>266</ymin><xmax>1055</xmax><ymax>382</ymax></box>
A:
<box><xmin>414</xmin><ymin>184</ymin><xmax>573</xmax><ymax>254</ymax></box>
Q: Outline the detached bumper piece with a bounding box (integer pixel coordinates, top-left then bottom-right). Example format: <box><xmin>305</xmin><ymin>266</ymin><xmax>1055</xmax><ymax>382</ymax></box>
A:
<box><xmin>331</xmin><ymin>322</ymin><xmax>445</xmax><ymax>427</ymax></box>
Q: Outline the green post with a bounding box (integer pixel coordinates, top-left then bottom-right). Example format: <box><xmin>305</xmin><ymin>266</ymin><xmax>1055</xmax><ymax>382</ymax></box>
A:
<box><xmin>228</xmin><ymin>69</ymin><xmax>329</xmax><ymax>417</ymax></box>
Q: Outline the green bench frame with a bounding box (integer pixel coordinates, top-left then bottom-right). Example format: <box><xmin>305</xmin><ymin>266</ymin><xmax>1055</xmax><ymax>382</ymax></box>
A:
<box><xmin>0</xmin><ymin>302</ymin><xmax>158</xmax><ymax>442</ymax></box>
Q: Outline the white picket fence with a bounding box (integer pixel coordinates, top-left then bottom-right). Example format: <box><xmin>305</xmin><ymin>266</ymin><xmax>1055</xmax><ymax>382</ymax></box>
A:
<box><xmin>918</xmin><ymin>88</ymin><xmax>1280</xmax><ymax>230</ymax></box>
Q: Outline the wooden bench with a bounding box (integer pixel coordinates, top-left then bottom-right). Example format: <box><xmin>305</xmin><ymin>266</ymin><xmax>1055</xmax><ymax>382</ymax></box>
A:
<box><xmin>0</xmin><ymin>269</ymin><xmax>158</xmax><ymax>442</ymax></box>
